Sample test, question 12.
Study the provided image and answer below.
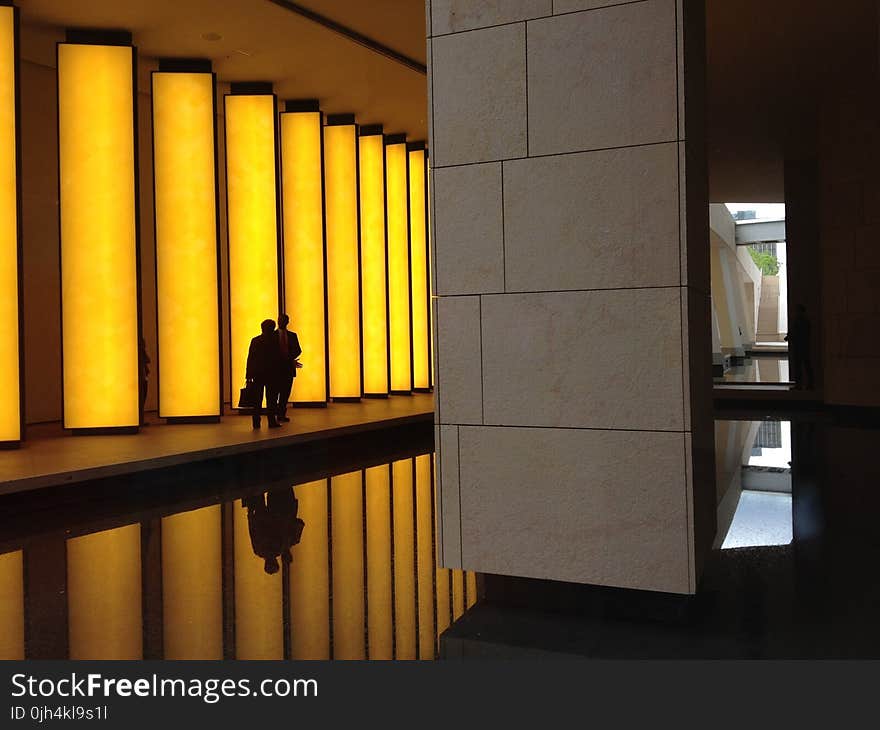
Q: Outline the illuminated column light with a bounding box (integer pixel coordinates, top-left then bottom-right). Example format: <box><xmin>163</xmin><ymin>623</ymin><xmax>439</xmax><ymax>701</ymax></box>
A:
<box><xmin>161</xmin><ymin>505</ymin><xmax>222</xmax><ymax>659</ymax></box>
<box><xmin>392</xmin><ymin>458</ymin><xmax>416</xmax><ymax>659</ymax></box>
<box><xmin>152</xmin><ymin>62</ymin><xmax>221</xmax><ymax>421</ymax></box>
<box><xmin>358</xmin><ymin>126</ymin><xmax>389</xmax><ymax>397</ymax></box>
<box><xmin>280</xmin><ymin>100</ymin><xmax>328</xmax><ymax>406</ymax></box>
<box><xmin>67</xmin><ymin>525</ymin><xmax>142</xmax><ymax>659</ymax></box>
<box><xmin>323</xmin><ymin>115</ymin><xmax>362</xmax><ymax>401</ymax></box>
<box><xmin>290</xmin><ymin>479</ymin><xmax>330</xmax><ymax>660</ymax></box>
<box><xmin>408</xmin><ymin>143</ymin><xmax>431</xmax><ymax>392</ymax></box>
<box><xmin>365</xmin><ymin>464</ymin><xmax>392</xmax><ymax>659</ymax></box>
<box><xmin>58</xmin><ymin>33</ymin><xmax>139</xmax><ymax>431</ymax></box>
<box><xmin>385</xmin><ymin>135</ymin><xmax>412</xmax><ymax>394</ymax></box>
<box><xmin>225</xmin><ymin>84</ymin><xmax>280</xmax><ymax>407</ymax></box>
<box><xmin>330</xmin><ymin>470</ymin><xmax>365</xmax><ymax>659</ymax></box>
<box><xmin>0</xmin><ymin>4</ymin><xmax>20</xmax><ymax>445</ymax></box>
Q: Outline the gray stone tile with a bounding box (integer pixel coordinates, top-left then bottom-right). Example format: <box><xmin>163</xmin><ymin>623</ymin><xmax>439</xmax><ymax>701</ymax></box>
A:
<box><xmin>436</xmin><ymin>295</ymin><xmax>483</xmax><ymax>425</ymax></box>
<box><xmin>432</xmin><ymin>0</ymin><xmax>551</xmax><ymax>35</ymax></box>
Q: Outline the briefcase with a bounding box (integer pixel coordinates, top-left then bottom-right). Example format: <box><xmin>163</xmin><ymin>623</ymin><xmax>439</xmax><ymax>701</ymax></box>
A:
<box><xmin>238</xmin><ymin>382</ymin><xmax>261</xmax><ymax>409</ymax></box>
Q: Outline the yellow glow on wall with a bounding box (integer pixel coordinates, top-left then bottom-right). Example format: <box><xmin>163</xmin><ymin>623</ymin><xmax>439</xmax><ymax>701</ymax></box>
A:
<box><xmin>323</xmin><ymin>122</ymin><xmax>361</xmax><ymax>400</ymax></box>
<box><xmin>161</xmin><ymin>505</ymin><xmax>222</xmax><ymax>659</ymax></box>
<box><xmin>0</xmin><ymin>550</ymin><xmax>23</xmax><ymax>659</ymax></box>
<box><xmin>280</xmin><ymin>110</ymin><xmax>327</xmax><ymax>405</ymax></box>
<box><xmin>385</xmin><ymin>140</ymin><xmax>411</xmax><ymax>393</ymax></box>
<box><xmin>67</xmin><ymin>525</ymin><xmax>142</xmax><ymax>659</ymax></box>
<box><xmin>392</xmin><ymin>458</ymin><xmax>416</xmax><ymax>659</ymax></box>
<box><xmin>408</xmin><ymin>147</ymin><xmax>430</xmax><ymax>391</ymax></box>
<box><xmin>435</xmin><ymin>567</ymin><xmax>451</xmax><ymax>639</ymax></box>
<box><xmin>58</xmin><ymin>43</ymin><xmax>139</xmax><ymax>429</ymax></box>
<box><xmin>291</xmin><ymin>480</ymin><xmax>330</xmax><ymax>659</ymax></box>
<box><xmin>225</xmin><ymin>94</ymin><xmax>279</xmax><ymax>404</ymax></box>
<box><xmin>359</xmin><ymin>132</ymin><xmax>388</xmax><ymax>396</ymax></box>
<box><xmin>153</xmin><ymin>72</ymin><xmax>220</xmax><ymax>418</ymax></box>
<box><xmin>365</xmin><ymin>464</ymin><xmax>392</xmax><ymax>659</ymax></box>
<box><xmin>0</xmin><ymin>8</ymin><xmax>19</xmax><ymax>442</ymax></box>
<box><xmin>331</xmin><ymin>470</ymin><xmax>365</xmax><ymax>659</ymax></box>
<box><xmin>415</xmin><ymin>454</ymin><xmax>434</xmax><ymax>659</ymax></box>
<box><xmin>234</xmin><ymin>495</ymin><xmax>283</xmax><ymax>659</ymax></box>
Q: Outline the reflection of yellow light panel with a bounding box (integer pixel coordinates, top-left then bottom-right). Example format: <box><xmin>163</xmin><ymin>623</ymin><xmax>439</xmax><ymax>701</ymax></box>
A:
<box><xmin>58</xmin><ymin>42</ymin><xmax>139</xmax><ymax>430</ymax></box>
<box><xmin>225</xmin><ymin>91</ymin><xmax>279</xmax><ymax>406</ymax></box>
<box><xmin>392</xmin><ymin>458</ymin><xmax>416</xmax><ymax>659</ymax></box>
<box><xmin>385</xmin><ymin>137</ymin><xmax>411</xmax><ymax>393</ymax></box>
<box><xmin>358</xmin><ymin>128</ymin><xmax>389</xmax><ymax>397</ymax></box>
<box><xmin>452</xmin><ymin>569</ymin><xmax>465</xmax><ymax>620</ymax></box>
<box><xmin>234</xmin><ymin>494</ymin><xmax>283</xmax><ymax>659</ymax></box>
<box><xmin>280</xmin><ymin>103</ymin><xmax>327</xmax><ymax>406</ymax></box>
<box><xmin>324</xmin><ymin>118</ymin><xmax>361</xmax><ymax>400</ymax></box>
<box><xmin>365</xmin><ymin>464</ymin><xmax>392</xmax><ymax>659</ymax></box>
<box><xmin>0</xmin><ymin>550</ymin><xmax>23</xmax><ymax>659</ymax></box>
<box><xmin>153</xmin><ymin>70</ymin><xmax>220</xmax><ymax>420</ymax></box>
<box><xmin>408</xmin><ymin>145</ymin><xmax>430</xmax><ymax>391</ymax></box>
<box><xmin>161</xmin><ymin>505</ymin><xmax>222</xmax><ymax>659</ymax></box>
<box><xmin>67</xmin><ymin>525</ymin><xmax>142</xmax><ymax>659</ymax></box>
<box><xmin>0</xmin><ymin>7</ymin><xmax>19</xmax><ymax>444</ymax></box>
<box><xmin>466</xmin><ymin>571</ymin><xmax>478</xmax><ymax>609</ymax></box>
<box><xmin>330</xmin><ymin>470</ymin><xmax>365</xmax><ymax>659</ymax></box>
<box><xmin>414</xmin><ymin>454</ymin><xmax>434</xmax><ymax>659</ymax></box>
<box><xmin>291</xmin><ymin>480</ymin><xmax>330</xmax><ymax>659</ymax></box>
<box><xmin>436</xmin><ymin>567</ymin><xmax>451</xmax><ymax>639</ymax></box>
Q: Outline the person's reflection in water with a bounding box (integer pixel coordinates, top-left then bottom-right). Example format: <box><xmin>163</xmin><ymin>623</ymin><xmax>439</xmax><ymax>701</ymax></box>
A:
<box><xmin>242</xmin><ymin>488</ymin><xmax>305</xmax><ymax>574</ymax></box>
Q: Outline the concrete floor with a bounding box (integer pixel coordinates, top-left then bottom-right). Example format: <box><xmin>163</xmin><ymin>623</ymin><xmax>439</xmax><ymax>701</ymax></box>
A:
<box><xmin>0</xmin><ymin>393</ymin><xmax>433</xmax><ymax>495</ymax></box>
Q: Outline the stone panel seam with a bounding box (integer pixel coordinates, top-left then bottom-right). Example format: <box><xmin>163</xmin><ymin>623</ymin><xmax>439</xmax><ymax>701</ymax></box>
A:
<box><xmin>500</xmin><ymin>161</ymin><xmax>507</xmax><ymax>292</ymax></box>
<box><xmin>437</xmin><ymin>422</ymin><xmax>690</xmax><ymax>434</ymax></box>
<box><xmin>428</xmin><ymin>0</ymin><xmax>655</xmax><ymax>39</ymax></box>
<box><xmin>441</xmin><ymin>284</ymin><xmax>688</xmax><ymax>297</ymax></box>
<box><xmin>478</xmin><ymin>295</ymin><xmax>485</xmax><ymax>424</ymax></box>
<box><xmin>524</xmin><ymin>21</ymin><xmax>530</xmax><ymax>158</ymax></box>
<box><xmin>457</xmin><ymin>425</ymin><xmax>464</xmax><ymax>569</ymax></box>
<box><xmin>431</xmin><ymin>138</ymin><xmax>678</xmax><ymax>170</ymax></box>
<box><xmin>683</xmin><ymin>430</ymin><xmax>693</xmax><ymax>592</ymax></box>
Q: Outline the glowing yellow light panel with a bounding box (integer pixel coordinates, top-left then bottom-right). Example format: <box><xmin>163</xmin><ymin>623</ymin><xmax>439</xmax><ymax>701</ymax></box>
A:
<box><xmin>161</xmin><ymin>505</ymin><xmax>222</xmax><ymax>659</ymax></box>
<box><xmin>385</xmin><ymin>137</ymin><xmax>412</xmax><ymax>393</ymax></box>
<box><xmin>358</xmin><ymin>129</ymin><xmax>388</xmax><ymax>397</ymax></box>
<box><xmin>392</xmin><ymin>458</ymin><xmax>416</xmax><ymax>659</ymax></box>
<box><xmin>0</xmin><ymin>550</ymin><xmax>23</xmax><ymax>659</ymax></box>
<box><xmin>58</xmin><ymin>42</ymin><xmax>139</xmax><ymax>430</ymax></box>
<box><xmin>281</xmin><ymin>105</ymin><xmax>327</xmax><ymax>405</ymax></box>
<box><xmin>323</xmin><ymin>119</ymin><xmax>361</xmax><ymax>400</ymax></box>
<box><xmin>365</xmin><ymin>464</ymin><xmax>392</xmax><ymax>659</ymax></box>
<box><xmin>291</xmin><ymin>480</ymin><xmax>330</xmax><ymax>659</ymax></box>
<box><xmin>0</xmin><ymin>7</ymin><xmax>19</xmax><ymax>443</ymax></box>
<box><xmin>330</xmin><ymin>470</ymin><xmax>365</xmax><ymax>659</ymax></box>
<box><xmin>152</xmin><ymin>70</ymin><xmax>220</xmax><ymax>419</ymax></box>
<box><xmin>67</xmin><ymin>525</ymin><xmax>142</xmax><ymax>659</ymax></box>
<box><xmin>408</xmin><ymin>145</ymin><xmax>431</xmax><ymax>391</ymax></box>
<box><xmin>225</xmin><ymin>92</ymin><xmax>279</xmax><ymax>405</ymax></box>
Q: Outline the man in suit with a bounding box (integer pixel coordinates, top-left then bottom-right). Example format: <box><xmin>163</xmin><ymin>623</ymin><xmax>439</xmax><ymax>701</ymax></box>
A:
<box><xmin>275</xmin><ymin>313</ymin><xmax>302</xmax><ymax>422</ymax></box>
<box><xmin>245</xmin><ymin>319</ymin><xmax>284</xmax><ymax>429</ymax></box>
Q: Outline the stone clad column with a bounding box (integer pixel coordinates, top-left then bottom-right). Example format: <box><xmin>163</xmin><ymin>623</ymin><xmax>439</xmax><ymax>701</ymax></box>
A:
<box><xmin>428</xmin><ymin>0</ymin><xmax>714</xmax><ymax>594</ymax></box>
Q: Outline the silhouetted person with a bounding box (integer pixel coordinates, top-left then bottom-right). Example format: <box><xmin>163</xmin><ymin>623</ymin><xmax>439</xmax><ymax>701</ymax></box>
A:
<box><xmin>242</xmin><ymin>493</ymin><xmax>282</xmax><ymax>574</ymax></box>
<box><xmin>267</xmin><ymin>487</ymin><xmax>305</xmax><ymax>567</ymax></box>
<box><xmin>139</xmin><ymin>337</ymin><xmax>151</xmax><ymax>426</ymax></box>
<box><xmin>245</xmin><ymin>319</ymin><xmax>284</xmax><ymax>429</ymax></box>
<box><xmin>275</xmin><ymin>313</ymin><xmax>302</xmax><ymax>423</ymax></box>
<box><xmin>786</xmin><ymin>304</ymin><xmax>814</xmax><ymax>390</ymax></box>
<box><xmin>242</xmin><ymin>488</ymin><xmax>305</xmax><ymax>574</ymax></box>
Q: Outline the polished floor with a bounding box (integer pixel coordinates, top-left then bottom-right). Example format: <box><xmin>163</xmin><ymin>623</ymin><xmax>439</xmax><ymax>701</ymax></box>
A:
<box><xmin>0</xmin><ymin>428</ymin><xmax>475</xmax><ymax>660</ymax></box>
<box><xmin>0</xmin><ymin>394</ymin><xmax>433</xmax><ymax>495</ymax></box>
<box><xmin>443</xmin><ymin>411</ymin><xmax>880</xmax><ymax>659</ymax></box>
<box><xmin>716</xmin><ymin>355</ymin><xmax>791</xmax><ymax>384</ymax></box>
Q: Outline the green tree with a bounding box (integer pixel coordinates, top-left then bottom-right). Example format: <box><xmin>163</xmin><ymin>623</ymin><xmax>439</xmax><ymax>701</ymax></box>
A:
<box><xmin>748</xmin><ymin>247</ymin><xmax>779</xmax><ymax>276</ymax></box>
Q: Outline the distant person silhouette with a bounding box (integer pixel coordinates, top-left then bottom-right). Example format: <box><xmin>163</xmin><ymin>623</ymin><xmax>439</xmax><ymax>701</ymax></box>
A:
<box><xmin>245</xmin><ymin>319</ymin><xmax>284</xmax><ymax>429</ymax></box>
<box><xmin>785</xmin><ymin>304</ymin><xmax>814</xmax><ymax>390</ymax></box>
<box><xmin>275</xmin><ymin>313</ymin><xmax>302</xmax><ymax>423</ymax></box>
<box><xmin>139</xmin><ymin>337</ymin><xmax>151</xmax><ymax>426</ymax></box>
<box><xmin>242</xmin><ymin>488</ymin><xmax>305</xmax><ymax>574</ymax></box>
